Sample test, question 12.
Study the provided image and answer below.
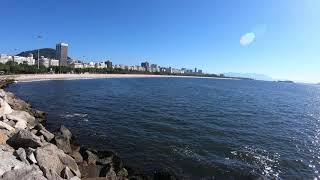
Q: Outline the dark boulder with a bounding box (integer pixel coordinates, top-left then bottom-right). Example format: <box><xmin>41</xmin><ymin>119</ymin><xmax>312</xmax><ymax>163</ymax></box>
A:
<box><xmin>29</xmin><ymin>108</ymin><xmax>46</xmax><ymax>119</ymax></box>
<box><xmin>7</xmin><ymin>129</ymin><xmax>42</xmax><ymax>149</ymax></box>
<box><xmin>117</xmin><ymin>168</ymin><xmax>128</xmax><ymax>178</ymax></box>
<box><xmin>96</xmin><ymin>151</ymin><xmax>123</xmax><ymax>173</ymax></box>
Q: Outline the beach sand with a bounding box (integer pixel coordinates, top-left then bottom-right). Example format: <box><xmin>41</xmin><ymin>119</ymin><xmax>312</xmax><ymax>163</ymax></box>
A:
<box><xmin>1</xmin><ymin>73</ymin><xmax>236</xmax><ymax>82</ymax></box>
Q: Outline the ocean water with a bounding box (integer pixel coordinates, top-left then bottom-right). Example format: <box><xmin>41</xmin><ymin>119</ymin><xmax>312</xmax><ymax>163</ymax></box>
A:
<box><xmin>6</xmin><ymin>78</ymin><xmax>320</xmax><ymax>179</ymax></box>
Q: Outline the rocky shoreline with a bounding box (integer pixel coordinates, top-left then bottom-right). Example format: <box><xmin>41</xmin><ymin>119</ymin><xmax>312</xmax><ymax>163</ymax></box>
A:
<box><xmin>0</xmin><ymin>79</ymin><xmax>177</xmax><ymax>180</ymax></box>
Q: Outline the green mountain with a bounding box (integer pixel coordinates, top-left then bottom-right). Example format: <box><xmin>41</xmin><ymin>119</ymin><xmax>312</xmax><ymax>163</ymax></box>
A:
<box><xmin>16</xmin><ymin>48</ymin><xmax>71</xmax><ymax>60</ymax></box>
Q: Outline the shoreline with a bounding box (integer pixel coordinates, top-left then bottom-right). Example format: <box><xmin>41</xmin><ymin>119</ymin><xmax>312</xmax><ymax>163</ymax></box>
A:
<box><xmin>1</xmin><ymin>73</ymin><xmax>238</xmax><ymax>82</ymax></box>
<box><xmin>0</xmin><ymin>79</ymin><xmax>175</xmax><ymax>180</ymax></box>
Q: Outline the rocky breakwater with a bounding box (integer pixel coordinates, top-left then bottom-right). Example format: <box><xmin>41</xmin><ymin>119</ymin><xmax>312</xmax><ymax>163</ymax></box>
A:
<box><xmin>0</xmin><ymin>80</ymin><xmax>163</xmax><ymax>180</ymax></box>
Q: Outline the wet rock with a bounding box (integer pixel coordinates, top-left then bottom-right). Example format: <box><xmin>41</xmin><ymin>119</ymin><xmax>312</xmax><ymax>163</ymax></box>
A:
<box><xmin>61</xmin><ymin>166</ymin><xmax>75</xmax><ymax>179</ymax></box>
<box><xmin>71</xmin><ymin>144</ymin><xmax>81</xmax><ymax>152</ymax></box>
<box><xmin>36</xmin><ymin>143</ymin><xmax>81</xmax><ymax>177</ymax></box>
<box><xmin>0</xmin><ymin>164</ymin><xmax>46</xmax><ymax>180</ymax></box>
<box><xmin>30</xmin><ymin>108</ymin><xmax>46</xmax><ymax>119</ymax></box>
<box><xmin>86</xmin><ymin>150</ymin><xmax>98</xmax><ymax>165</ymax></box>
<box><xmin>15</xmin><ymin>148</ymin><xmax>29</xmax><ymax>165</ymax></box>
<box><xmin>7</xmin><ymin>129</ymin><xmax>42</xmax><ymax>149</ymax></box>
<box><xmin>96</xmin><ymin>151</ymin><xmax>123</xmax><ymax>172</ymax></box>
<box><xmin>117</xmin><ymin>168</ymin><xmax>128</xmax><ymax>178</ymax></box>
<box><xmin>0</xmin><ymin>121</ymin><xmax>14</xmax><ymax>131</ymax></box>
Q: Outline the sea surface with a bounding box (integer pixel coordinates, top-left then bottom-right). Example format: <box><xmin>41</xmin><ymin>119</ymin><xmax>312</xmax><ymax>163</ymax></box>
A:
<box><xmin>6</xmin><ymin>78</ymin><xmax>320</xmax><ymax>179</ymax></box>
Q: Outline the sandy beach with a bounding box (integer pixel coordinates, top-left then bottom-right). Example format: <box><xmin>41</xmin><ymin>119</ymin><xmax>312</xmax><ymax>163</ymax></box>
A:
<box><xmin>0</xmin><ymin>74</ymin><xmax>236</xmax><ymax>82</ymax></box>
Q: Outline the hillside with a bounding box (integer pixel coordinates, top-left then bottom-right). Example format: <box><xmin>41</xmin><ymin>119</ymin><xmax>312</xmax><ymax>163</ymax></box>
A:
<box><xmin>16</xmin><ymin>48</ymin><xmax>71</xmax><ymax>60</ymax></box>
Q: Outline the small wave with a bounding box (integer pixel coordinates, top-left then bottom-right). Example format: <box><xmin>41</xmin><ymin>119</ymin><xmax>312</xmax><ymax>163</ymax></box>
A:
<box><xmin>61</xmin><ymin>113</ymin><xmax>88</xmax><ymax>118</ymax></box>
<box><xmin>229</xmin><ymin>146</ymin><xmax>281</xmax><ymax>178</ymax></box>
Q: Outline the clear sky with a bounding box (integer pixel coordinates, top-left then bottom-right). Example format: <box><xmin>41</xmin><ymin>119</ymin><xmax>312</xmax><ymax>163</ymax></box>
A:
<box><xmin>0</xmin><ymin>0</ymin><xmax>319</xmax><ymax>83</ymax></box>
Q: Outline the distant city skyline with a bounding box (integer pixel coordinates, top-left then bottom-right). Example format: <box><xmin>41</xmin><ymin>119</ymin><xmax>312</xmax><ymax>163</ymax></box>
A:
<box><xmin>0</xmin><ymin>42</ymin><xmax>204</xmax><ymax>75</ymax></box>
<box><xmin>1</xmin><ymin>0</ymin><xmax>319</xmax><ymax>83</ymax></box>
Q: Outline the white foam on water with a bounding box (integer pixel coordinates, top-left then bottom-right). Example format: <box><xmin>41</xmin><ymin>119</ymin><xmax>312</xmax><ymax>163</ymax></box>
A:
<box><xmin>229</xmin><ymin>146</ymin><xmax>281</xmax><ymax>178</ymax></box>
<box><xmin>61</xmin><ymin>113</ymin><xmax>88</xmax><ymax>118</ymax></box>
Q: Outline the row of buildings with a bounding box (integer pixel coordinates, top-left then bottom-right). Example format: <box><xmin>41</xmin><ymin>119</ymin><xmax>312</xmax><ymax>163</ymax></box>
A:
<box><xmin>1</xmin><ymin>42</ymin><xmax>203</xmax><ymax>74</ymax></box>
<box><xmin>71</xmin><ymin>60</ymin><xmax>203</xmax><ymax>74</ymax></box>
<box><xmin>57</xmin><ymin>43</ymin><xmax>204</xmax><ymax>74</ymax></box>
<box><xmin>0</xmin><ymin>54</ymin><xmax>35</xmax><ymax>65</ymax></box>
<box><xmin>0</xmin><ymin>53</ymin><xmax>61</xmax><ymax>68</ymax></box>
<box><xmin>0</xmin><ymin>43</ymin><xmax>68</xmax><ymax>68</ymax></box>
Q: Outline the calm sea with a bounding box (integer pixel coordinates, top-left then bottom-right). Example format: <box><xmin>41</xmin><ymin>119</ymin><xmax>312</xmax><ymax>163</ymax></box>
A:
<box><xmin>6</xmin><ymin>78</ymin><xmax>320</xmax><ymax>179</ymax></box>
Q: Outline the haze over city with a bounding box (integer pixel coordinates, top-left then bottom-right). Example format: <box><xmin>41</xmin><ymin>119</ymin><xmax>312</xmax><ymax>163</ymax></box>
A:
<box><xmin>0</xmin><ymin>0</ymin><xmax>319</xmax><ymax>83</ymax></box>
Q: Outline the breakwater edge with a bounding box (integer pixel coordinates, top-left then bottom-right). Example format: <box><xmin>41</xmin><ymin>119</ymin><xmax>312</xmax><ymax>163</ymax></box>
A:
<box><xmin>0</xmin><ymin>78</ymin><xmax>177</xmax><ymax>180</ymax></box>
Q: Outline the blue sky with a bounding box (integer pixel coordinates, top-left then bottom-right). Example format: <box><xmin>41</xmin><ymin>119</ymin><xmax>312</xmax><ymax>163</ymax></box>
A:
<box><xmin>0</xmin><ymin>0</ymin><xmax>319</xmax><ymax>83</ymax></box>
